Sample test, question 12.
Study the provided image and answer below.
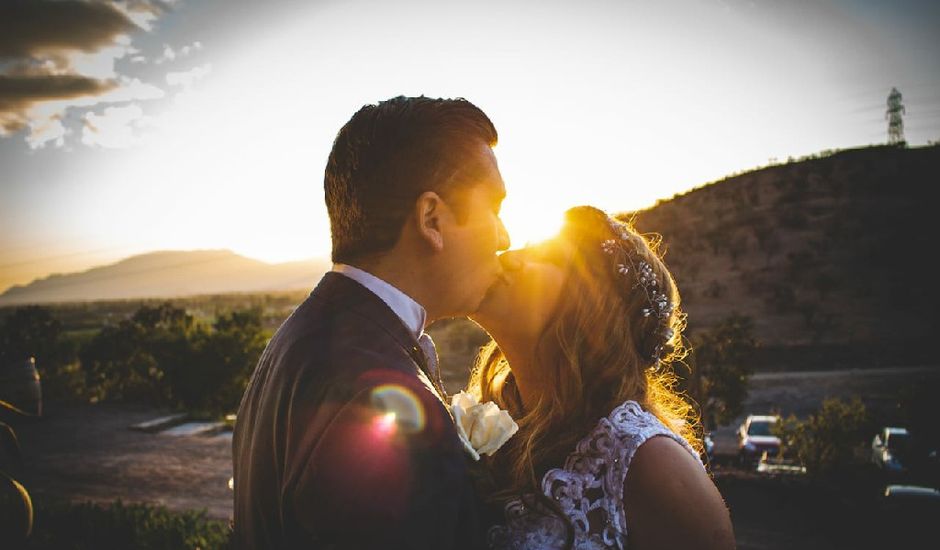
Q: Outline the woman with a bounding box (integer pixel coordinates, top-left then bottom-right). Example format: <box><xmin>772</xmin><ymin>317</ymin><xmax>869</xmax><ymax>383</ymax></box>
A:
<box><xmin>468</xmin><ymin>206</ymin><xmax>735</xmax><ymax>550</ymax></box>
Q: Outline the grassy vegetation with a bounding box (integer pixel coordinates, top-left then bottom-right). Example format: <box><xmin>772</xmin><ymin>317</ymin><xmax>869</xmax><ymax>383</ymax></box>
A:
<box><xmin>25</xmin><ymin>499</ymin><xmax>231</xmax><ymax>550</ymax></box>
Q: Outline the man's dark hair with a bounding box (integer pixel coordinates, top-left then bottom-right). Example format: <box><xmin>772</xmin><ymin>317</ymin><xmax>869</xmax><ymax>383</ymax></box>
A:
<box><xmin>324</xmin><ymin>95</ymin><xmax>498</xmax><ymax>263</ymax></box>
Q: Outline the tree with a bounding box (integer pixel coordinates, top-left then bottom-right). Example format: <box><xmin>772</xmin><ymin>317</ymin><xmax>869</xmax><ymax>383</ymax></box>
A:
<box><xmin>80</xmin><ymin>303</ymin><xmax>200</xmax><ymax>405</ymax></box>
<box><xmin>680</xmin><ymin>314</ymin><xmax>758</xmax><ymax>430</ymax></box>
<box><xmin>0</xmin><ymin>306</ymin><xmax>63</xmax><ymax>367</ymax></box>
<box><xmin>79</xmin><ymin>303</ymin><xmax>267</xmax><ymax>416</ymax></box>
<box><xmin>774</xmin><ymin>397</ymin><xmax>870</xmax><ymax>479</ymax></box>
<box><xmin>164</xmin><ymin>308</ymin><xmax>267</xmax><ymax>415</ymax></box>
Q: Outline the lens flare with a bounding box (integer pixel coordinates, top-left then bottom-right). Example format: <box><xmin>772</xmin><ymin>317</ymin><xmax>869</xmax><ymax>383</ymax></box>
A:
<box><xmin>375</xmin><ymin>411</ymin><xmax>397</xmax><ymax>435</ymax></box>
<box><xmin>370</xmin><ymin>384</ymin><xmax>425</xmax><ymax>434</ymax></box>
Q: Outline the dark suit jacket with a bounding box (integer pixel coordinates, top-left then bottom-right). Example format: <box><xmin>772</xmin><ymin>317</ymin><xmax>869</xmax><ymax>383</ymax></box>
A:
<box><xmin>232</xmin><ymin>272</ymin><xmax>485</xmax><ymax>549</ymax></box>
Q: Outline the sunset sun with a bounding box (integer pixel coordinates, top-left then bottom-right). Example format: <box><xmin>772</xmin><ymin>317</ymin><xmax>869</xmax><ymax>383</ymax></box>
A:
<box><xmin>500</xmin><ymin>202</ymin><xmax>566</xmax><ymax>250</ymax></box>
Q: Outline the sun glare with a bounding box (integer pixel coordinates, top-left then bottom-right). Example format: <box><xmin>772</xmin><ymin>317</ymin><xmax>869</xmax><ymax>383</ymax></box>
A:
<box><xmin>500</xmin><ymin>200</ymin><xmax>566</xmax><ymax>250</ymax></box>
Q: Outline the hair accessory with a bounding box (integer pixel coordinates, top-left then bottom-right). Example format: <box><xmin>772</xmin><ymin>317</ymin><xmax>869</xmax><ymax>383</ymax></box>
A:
<box><xmin>601</xmin><ymin>216</ymin><xmax>676</xmax><ymax>361</ymax></box>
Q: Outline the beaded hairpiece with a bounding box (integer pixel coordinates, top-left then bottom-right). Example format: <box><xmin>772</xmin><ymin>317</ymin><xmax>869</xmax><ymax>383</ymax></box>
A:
<box><xmin>600</xmin><ymin>215</ymin><xmax>676</xmax><ymax>361</ymax></box>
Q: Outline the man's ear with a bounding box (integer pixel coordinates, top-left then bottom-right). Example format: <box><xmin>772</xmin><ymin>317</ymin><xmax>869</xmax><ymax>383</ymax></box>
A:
<box><xmin>414</xmin><ymin>191</ymin><xmax>446</xmax><ymax>252</ymax></box>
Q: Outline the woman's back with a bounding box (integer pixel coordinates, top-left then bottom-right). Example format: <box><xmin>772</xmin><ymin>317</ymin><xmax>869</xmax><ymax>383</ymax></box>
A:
<box><xmin>487</xmin><ymin>400</ymin><xmax>703</xmax><ymax>550</ymax></box>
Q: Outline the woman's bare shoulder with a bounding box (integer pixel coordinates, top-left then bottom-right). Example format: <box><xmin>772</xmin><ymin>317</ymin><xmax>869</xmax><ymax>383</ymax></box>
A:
<box><xmin>624</xmin><ymin>435</ymin><xmax>736</xmax><ymax>550</ymax></box>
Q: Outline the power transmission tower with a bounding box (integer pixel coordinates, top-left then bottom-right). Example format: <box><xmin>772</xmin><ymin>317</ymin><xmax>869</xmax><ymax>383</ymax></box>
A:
<box><xmin>886</xmin><ymin>87</ymin><xmax>906</xmax><ymax>145</ymax></box>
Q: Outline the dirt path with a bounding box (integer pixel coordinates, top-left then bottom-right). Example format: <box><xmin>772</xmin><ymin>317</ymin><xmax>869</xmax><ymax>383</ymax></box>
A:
<box><xmin>8</xmin><ymin>402</ymin><xmax>233</xmax><ymax>521</ymax></box>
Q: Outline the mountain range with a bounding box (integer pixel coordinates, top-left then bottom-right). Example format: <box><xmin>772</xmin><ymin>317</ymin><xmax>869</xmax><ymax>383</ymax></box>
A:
<box><xmin>0</xmin><ymin>250</ymin><xmax>330</xmax><ymax>306</ymax></box>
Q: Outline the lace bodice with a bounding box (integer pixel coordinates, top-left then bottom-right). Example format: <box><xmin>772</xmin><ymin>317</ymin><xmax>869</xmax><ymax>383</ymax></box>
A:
<box><xmin>487</xmin><ymin>400</ymin><xmax>703</xmax><ymax>550</ymax></box>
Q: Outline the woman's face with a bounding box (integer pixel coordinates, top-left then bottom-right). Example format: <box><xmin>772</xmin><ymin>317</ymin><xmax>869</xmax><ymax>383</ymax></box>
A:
<box><xmin>472</xmin><ymin>239</ymin><xmax>570</xmax><ymax>347</ymax></box>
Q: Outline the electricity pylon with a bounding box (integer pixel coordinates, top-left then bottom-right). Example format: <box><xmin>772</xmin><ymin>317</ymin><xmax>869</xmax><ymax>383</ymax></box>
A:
<box><xmin>886</xmin><ymin>87</ymin><xmax>906</xmax><ymax>145</ymax></box>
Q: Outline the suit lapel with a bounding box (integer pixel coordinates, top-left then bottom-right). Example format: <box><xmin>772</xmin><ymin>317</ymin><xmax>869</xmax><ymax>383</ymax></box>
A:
<box><xmin>312</xmin><ymin>272</ymin><xmax>451</xmax><ymax>410</ymax></box>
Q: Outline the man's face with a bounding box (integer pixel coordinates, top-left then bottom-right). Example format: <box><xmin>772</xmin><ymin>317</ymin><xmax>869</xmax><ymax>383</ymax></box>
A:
<box><xmin>439</xmin><ymin>143</ymin><xmax>510</xmax><ymax>316</ymax></box>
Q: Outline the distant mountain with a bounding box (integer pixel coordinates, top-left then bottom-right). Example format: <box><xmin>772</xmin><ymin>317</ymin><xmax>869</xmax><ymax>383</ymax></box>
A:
<box><xmin>626</xmin><ymin>144</ymin><xmax>939</xmax><ymax>370</ymax></box>
<box><xmin>0</xmin><ymin>250</ymin><xmax>330</xmax><ymax>306</ymax></box>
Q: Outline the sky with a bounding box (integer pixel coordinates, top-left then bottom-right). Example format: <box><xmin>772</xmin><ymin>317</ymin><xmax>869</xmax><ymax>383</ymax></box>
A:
<box><xmin>1</xmin><ymin>0</ymin><xmax>938</xmax><ymax>293</ymax></box>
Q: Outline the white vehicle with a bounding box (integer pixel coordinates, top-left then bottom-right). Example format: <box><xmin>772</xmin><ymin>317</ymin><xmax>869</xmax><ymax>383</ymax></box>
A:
<box><xmin>737</xmin><ymin>414</ymin><xmax>781</xmax><ymax>468</ymax></box>
<box><xmin>871</xmin><ymin>427</ymin><xmax>911</xmax><ymax>474</ymax></box>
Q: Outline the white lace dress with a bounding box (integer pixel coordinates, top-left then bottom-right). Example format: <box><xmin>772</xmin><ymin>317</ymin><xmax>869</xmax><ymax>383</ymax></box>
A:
<box><xmin>487</xmin><ymin>400</ymin><xmax>703</xmax><ymax>550</ymax></box>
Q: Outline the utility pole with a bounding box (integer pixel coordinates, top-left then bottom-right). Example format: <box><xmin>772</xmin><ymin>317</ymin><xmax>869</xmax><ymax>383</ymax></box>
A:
<box><xmin>886</xmin><ymin>87</ymin><xmax>906</xmax><ymax>145</ymax></box>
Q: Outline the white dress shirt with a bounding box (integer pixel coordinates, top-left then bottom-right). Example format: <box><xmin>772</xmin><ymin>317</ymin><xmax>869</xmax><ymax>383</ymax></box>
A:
<box><xmin>331</xmin><ymin>263</ymin><xmax>427</xmax><ymax>337</ymax></box>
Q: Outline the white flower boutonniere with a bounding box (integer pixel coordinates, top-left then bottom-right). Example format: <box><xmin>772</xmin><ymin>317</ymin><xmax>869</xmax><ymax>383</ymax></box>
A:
<box><xmin>450</xmin><ymin>391</ymin><xmax>519</xmax><ymax>461</ymax></box>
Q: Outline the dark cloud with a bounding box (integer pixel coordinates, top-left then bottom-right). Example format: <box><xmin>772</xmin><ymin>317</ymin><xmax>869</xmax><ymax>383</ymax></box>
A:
<box><xmin>0</xmin><ymin>1</ymin><xmax>137</xmax><ymax>58</ymax></box>
<box><xmin>0</xmin><ymin>1</ymin><xmax>170</xmax><ymax>142</ymax></box>
<box><xmin>0</xmin><ymin>74</ymin><xmax>117</xmax><ymax>113</ymax></box>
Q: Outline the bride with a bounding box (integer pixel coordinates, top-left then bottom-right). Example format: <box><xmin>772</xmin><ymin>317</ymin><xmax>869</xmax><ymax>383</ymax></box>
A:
<box><xmin>468</xmin><ymin>206</ymin><xmax>735</xmax><ymax>550</ymax></box>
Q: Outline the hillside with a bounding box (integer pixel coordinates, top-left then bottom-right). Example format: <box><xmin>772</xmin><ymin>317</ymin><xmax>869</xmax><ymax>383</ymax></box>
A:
<box><xmin>0</xmin><ymin>250</ymin><xmax>329</xmax><ymax>306</ymax></box>
<box><xmin>627</xmin><ymin>144</ymin><xmax>939</xmax><ymax>370</ymax></box>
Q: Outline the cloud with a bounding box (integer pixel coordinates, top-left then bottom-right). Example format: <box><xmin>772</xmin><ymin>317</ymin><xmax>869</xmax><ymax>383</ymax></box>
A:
<box><xmin>0</xmin><ymin>1</ymin><xmax>137</xmax><ymax>58</ymax></box>
<box><xmin>26</xmin><ymin>115</ymin><xmax>69</xmax><ymax>149</ymax></box>
<box><xmin>166</xmin><ymin>63</ymin><xmax>212</xmax><ymax>88</ymax></box>
<box><xmin>0</xmin><ymin>0</ymin><xmax>175</xmax><ymax>146</ymax></box>
<box><xmin>1</xmin><ymin>74</ymin><xmax>164</xmax><ymax>148</ymax></box>
<box><xmin>0</xmin><ymin>73</ymin><xmax>118</xmax><ymax>113</ymax></box>
<box><xmin>155</xmin><ymin>40</ymin><xmax>202</xmax><ymax>64</ymax></box>
<box><xmin>82</xmin><ymin>103</ymin><xmax>148</xmax><ymax>148</ymax></box>
<box><xmin>114</xmin><ymin>0</ymin><xmax>176</xmax><ymax>31</ymax></box>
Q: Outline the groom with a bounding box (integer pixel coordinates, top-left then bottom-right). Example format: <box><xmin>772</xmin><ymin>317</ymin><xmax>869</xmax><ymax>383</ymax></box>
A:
<box><xmin>232</xmin><ymin>96</ymin><xmax>510</xmax><ymax>549</ymax></box>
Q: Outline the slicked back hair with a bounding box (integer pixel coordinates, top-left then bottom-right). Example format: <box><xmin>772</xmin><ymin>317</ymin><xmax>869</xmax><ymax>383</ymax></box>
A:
<box><xmin>324</xmin><ymin>96</ymin><xmax>498</xmax><ymax>263</ymax></box>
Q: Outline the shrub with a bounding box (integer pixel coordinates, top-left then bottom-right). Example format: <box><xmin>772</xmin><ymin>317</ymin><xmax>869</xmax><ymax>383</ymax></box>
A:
<box><xmin>26</xmin><ymin>499</ymin><xmax>231</xmax><ymax>550</ymax></box>
<box><xmin>774</xmin><ymin>397</ymin><xmax>870</xmax><ymax>479</ymax></box>
<box><xmin>79</xmin><ymin>304</ymin><xmax>266</xmax><ymax>416</ymax></box>
<box><xmin>681</xmin><ymin>314</ymin><xmax>758</xmax><ymax>430</ymax></box>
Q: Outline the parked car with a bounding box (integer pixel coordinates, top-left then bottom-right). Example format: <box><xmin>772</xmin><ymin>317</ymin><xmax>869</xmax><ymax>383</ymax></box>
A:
<box><xmin>878</xmin><ymin>484</ymin><xmax>940</xmax><ymax>547</ymax></box>
<box><xmin>737</xmin><ymin>414</ymin><xmax>781</xmax><ymax>468</ymax></box>
<box><xmin>871</xmin><ymin>427</ymin><xmax>912</xmax><ymax>475</ymax></box>
<box><xmin>883</xmin><ymin>484</ymin><xmax>940</xmax><ymax>502</ymax></box>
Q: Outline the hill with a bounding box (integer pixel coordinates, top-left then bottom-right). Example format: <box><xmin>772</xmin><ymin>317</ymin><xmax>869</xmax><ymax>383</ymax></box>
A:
<box><xmin>627</xmin><ymin>144</ymin><xmax>939</xmax><ymax>370</ymax></box>
<box><xmin>0</xmin><ymin>250</ymin><xmax>329</xmax><ymax>306</ymax></box>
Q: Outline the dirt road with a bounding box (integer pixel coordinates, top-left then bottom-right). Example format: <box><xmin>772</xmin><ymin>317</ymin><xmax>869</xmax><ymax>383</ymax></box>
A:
<box><xmin>8</xmin><ymin>402</ymin><xmax>233</xmax><ymax>521</ymax></box>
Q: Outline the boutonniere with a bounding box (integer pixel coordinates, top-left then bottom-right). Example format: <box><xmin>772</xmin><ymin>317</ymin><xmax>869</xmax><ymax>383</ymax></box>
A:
<box><xmin>450</xmin><ymin>391</ymin><xmax>519</xmax><ymax>461</ymax></box>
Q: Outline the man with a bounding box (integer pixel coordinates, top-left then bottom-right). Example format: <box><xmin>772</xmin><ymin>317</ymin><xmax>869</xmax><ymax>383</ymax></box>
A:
<box><xmin>232</xmin><ymin>96</ymin><xmax>510</xmax><ymax>549</ymax></box>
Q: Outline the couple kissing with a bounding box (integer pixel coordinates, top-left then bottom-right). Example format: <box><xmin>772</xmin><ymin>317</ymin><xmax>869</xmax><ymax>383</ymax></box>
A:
<box><xmin>232</xmin><ymin>96</ymin><xmax>735</xmax><ymax>550</ymax></box>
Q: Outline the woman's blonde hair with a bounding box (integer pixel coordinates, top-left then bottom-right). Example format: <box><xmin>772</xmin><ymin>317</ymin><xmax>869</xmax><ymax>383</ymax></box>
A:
<box><xmin>467</xmin><ymin>205</ymin><xmax>701</xmax><ymax>505</ymax></box>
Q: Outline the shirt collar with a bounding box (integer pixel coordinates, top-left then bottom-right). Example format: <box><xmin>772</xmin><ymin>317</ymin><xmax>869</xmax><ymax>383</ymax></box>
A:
<box><xmin>331</xmin><ymin>263</ymin><xmax>427</xmax><ymax>338</ymax></box>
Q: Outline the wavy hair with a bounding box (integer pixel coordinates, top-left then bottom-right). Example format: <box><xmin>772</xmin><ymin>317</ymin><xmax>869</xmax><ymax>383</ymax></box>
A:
<box><xmin>467</xmin><ymin>206</ymin><xmax>701</xmax><ymax>510</ymax></box>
